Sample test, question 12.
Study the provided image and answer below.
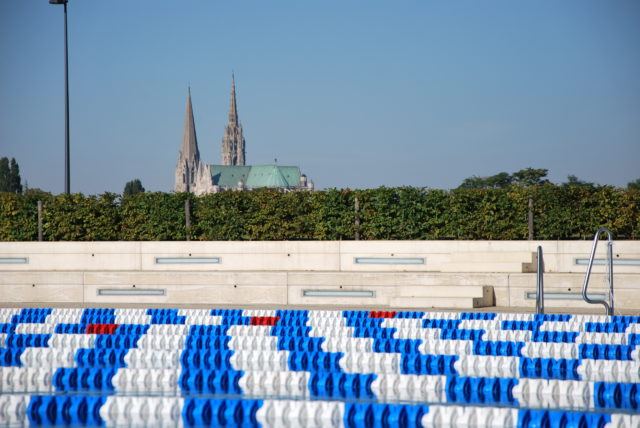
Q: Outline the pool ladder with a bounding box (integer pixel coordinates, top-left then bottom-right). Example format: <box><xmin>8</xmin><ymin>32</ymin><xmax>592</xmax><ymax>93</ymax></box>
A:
<box><xmin>536</xmin><ymin>227</ymin><xmax>614</xmax><ymax>315</ymax></box>
<box><xmin>581</xmin><ymin>227</ymin><xmax>614</xmax><ymax>315</ymax></box>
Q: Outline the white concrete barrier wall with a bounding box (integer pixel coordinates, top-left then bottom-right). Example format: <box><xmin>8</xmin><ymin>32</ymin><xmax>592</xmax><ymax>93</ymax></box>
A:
<box><xmin>1</xmin><ymin>241</ymin><xmax>639</xmax><ymax>309</ymax></box>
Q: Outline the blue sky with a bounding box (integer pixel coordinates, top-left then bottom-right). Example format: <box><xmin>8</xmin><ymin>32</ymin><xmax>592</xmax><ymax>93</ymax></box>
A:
<box><xmin>1</xmin><ymin>1</ymin><xmax>639</xmax><ymax>194</ymax></box>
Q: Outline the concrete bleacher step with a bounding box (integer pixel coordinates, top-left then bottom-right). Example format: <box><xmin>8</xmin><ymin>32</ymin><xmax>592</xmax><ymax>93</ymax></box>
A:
<box><xmin>290</xmin><ymin>285</ymin><xmax>494</xmax><ymax>309</ymax></box>
<box><xmin>392</xmin><ymin>285</ymin><xmax>494</xmax><ymax>309</ymax></box>
<box><xmin>391</xmin><ymin>297</ymin><xmax>488</xmax><ymax>309</ymax></box>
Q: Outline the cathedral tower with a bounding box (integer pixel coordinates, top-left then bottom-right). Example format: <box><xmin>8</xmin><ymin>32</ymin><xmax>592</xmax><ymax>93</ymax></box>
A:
<box><xmin>221</xmin><ymin>74</ymin><xmax>246</xmax><ymax>165</ymax></box>
<box><xmin>174</xmin><ymin>88</ymin><xmax>203</xmax><ymax>192</ymax></box>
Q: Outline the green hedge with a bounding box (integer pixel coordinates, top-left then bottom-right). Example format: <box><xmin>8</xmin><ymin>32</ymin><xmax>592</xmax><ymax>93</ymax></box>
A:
<box><xmin>1</xmin><ymin>186</ymin><xmax>638</xmax><ymax>241</ymax></box>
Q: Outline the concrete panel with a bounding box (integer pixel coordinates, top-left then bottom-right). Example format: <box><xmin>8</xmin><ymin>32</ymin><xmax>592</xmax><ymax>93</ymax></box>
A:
<box><xmin>443</xmin><ymin>254</ymin><xmax>532</xmax><ymax>274</ymax></box>
<box><xmin>0</xmin><ymin>282</ymin><xmax>82</xmax><ymax>303</ymax></box>
<box><xmin>288</xmin><ymin>282</ymin><xmax>493</xmax><ymax>309</ymax></box>
<box><xmin>493</xmin><ymin>286</ymin><xmax>510</xmax><ymax>308</ymax></box>
<box><xmin>339</xmin><ymin>240</ymin><xmax>560</xmax><ymax>253</ymax></box>
<box><xmin>287</xmin><ymin>272</ymin><xmax>509</xmax><ymax>287</ymax></box>
<box><xmin>508</xmin><ymin>273</ymin><xmax>639</xmax><ymax>290</ymax></box>
<box><xmin>557</xmin><ymin>241</ymin><xmax>639</xmax><ymax>253</ymax></box>
<box><xmin>556</xmin><ymin>254</ymin><xmax>640</xmax><ymax>274</ymax></box>
<box><xmin>0</xmin><ymin>272</ymin><xmax>83</xmax><ymax>285</ymax></box>
<box><xmin>339</xmin><ymin>241</ymin><xmax>448</xmax><ymax>253</ymax></box>
<box><xmin>508</xmin><ymin>273</ymin><xmax>640</xmax><ymax>311</ymax></box>
<box><xmin>0</xmin><ymin>242</ymin><xmax>141</xmax><ymax>254</ymax></box>
<box><xmin>288</xmin><ymin>285</ymin><xmax>392</xmax><ymax>307</ymax></box>
<box><xmin>0</xmin><ymin>242</ymin><xmax>141</xmax><ymax>271</ymax></box>
<box><xmin>508</xmin><ymin>287</ymin><xmax>640</xmax><ymax>311</ymax></box>
<box><xmin>84</xmin><ymin>271</ymin><xmax>286</xmax><ymax>286</ymax></box>
<box><xmin>339</xmin><ymin>242</ymin><xmax>565</xmax><ymax>273</ymax></box>
<box><xmin>15</xmin><ymin>253</ymin><xmax>141</xmax><ymax>271</ymax></box>
<box><xmin>141</xmin><ymin>252</ymin><xmax>339</xmax><ymax>272</ymax></box>
<box><xmin>139</xmin><ymin>242</ymin><xmax>340</xmax><ymax>272</ymax></box>
<box><xmin>390</xmin><ymin>297</ymin><xmax>488</xmax><ymax>309</ymax></box>
<box><xmin>396</xmin><ymin>285</ymin><xmax>490</xmax><ymax>299</ymax></box>
<box><xmin>339</xmin><ymin>253</ymin><xmax>432</xmax><ymax>272</ymax></box>
<box><xmin>0</xmin><ymin>271</ymin><xmax>83</xmax><ymax>303</ymax></box>
<box><xmin>440</xmin><ymin>262</ymin><xmax>526</xmax><ymax>273</ymax></box>
<box><xmin>448</xmin><ymin>252</ymin><xmax>534</xmax><ymax>263</ymax></box>
<box><xmin>554</xmin><ymin>241</ymin><xmax>640</xmax><ymax>273</ymax></box>
<box><xmin>139</xmin><ymin>241</ymin><xmax>340</xmax><ymax>254</ymax></box>
<box><xmin>85</xmin><ymin>284</ymin><xmax>287</xmax><ymax>305</ymax></box>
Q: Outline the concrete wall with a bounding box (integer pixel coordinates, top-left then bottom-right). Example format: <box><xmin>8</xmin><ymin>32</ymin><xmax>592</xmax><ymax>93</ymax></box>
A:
<box><xmin>1</xmin><ymin>241</ymin><xmax>639</xmax><ymax>310</ymax></box>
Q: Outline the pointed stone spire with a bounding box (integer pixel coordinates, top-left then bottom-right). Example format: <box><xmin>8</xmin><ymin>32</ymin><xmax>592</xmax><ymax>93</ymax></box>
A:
<box><xmin>221</xmin><ymin>73</ymin><xmax>246</xmax><ymax>165</ymax></box>
<box><xmin>175</xmin><ymin>87</ymin><xmax>204</xmax><ymax>193</ymax></box>
<box><xmin>228</xmin><ymin>73</ymin><xmax>238</xmax><ymax>125</ymax></box>
<box><xmin>181</xmin><ymin>86</ymin><xmax>200</xmax><ymax>162</ymax></box>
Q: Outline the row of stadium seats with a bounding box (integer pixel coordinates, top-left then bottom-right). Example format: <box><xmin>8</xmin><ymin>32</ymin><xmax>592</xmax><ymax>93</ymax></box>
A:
<box><xmin>0</xmin><ymin>395</ymin><xmax>639</xmax><ymax>427</ymax></box>
<box><xmin>1</xmin><ymin>307</ymin><xmax>639</xmax><ymax>426</ymax></box>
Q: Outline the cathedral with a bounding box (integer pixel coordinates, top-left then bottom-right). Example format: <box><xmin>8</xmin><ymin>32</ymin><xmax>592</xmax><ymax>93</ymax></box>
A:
<box><xmin>174</xmin><ymin>76</ymin><xmax>313</xmax><ymax>195</ymax></box>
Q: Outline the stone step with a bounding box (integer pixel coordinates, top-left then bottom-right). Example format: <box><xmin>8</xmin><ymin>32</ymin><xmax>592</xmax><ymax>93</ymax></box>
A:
<box><xmin>390</xmin><ymin>285</ymin><xmax>495</xmax><ymax>309</ymax></box>
<box><xmin>397</xmin><ymin>285</ymin><xmax>490</xmax><ymax>298</ymax></box>
<box><xmin>391</xmin><ymin>296</ymin><xmax>491</xmax><ymax>309</ymax></box>
<box><xmin>395</xmin><ymin>285</ymin><xmax>493</xmax><ymax>308</ymax></box>
<box><xmin>288</xmin><ymin>285</ymin><xmax>494</xmax><ymax>309</ymax></box>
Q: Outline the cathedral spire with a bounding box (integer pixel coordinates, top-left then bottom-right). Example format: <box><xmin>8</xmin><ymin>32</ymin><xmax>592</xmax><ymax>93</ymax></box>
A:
<box><xmin>181</xmin><ymin>86</ymin><xmax>200</xmax><ymax>162</ymax></box>
<box><xmin>174</xmin><ymin>87</ymin><xmax>205</xmax><ymax>193</ymax></box>
<box><xmin>221</xmin><ymin>74</ymin><xmax>246</xmax><ymax>165</ymax></box>
<box><xmin>228</xmin><ymin>73</ymin><xmax>238</xmax><ymax>125</ymax></box>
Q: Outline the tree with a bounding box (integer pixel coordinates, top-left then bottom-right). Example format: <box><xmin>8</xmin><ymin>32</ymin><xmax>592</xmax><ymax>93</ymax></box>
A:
<box><xmin>486</xmin><ymin>172</ymin><xmax>513</xmax><ymax>188</ymax></box>
<box><xmin>0</xmin><ymin>157</ymin><xmax>21</xmax><ymax>193</ymax></box>
<box><xmin>511</xmin><ymin>168</ymin><xmax>549</xmax><ymax>186</ymax></box>
<box><xmin>0</xmin><ymin>157</ymin><xmax>9</xmax><ymax>192</ymax></box>
<box><xmin>564</xmin><ymin>175</ymin><xmax>594</xmax><ymax>187</ymax></box>
<box><xmin>458</xmin><ymin>172</ymin><xmax>512</xmax><ymax>189</ymax></box>
<box><xmin>627</xmin><ymin>178</ymin><xmax>640</xmax><ymax>191</ymax></box>
<box><xmin>24</xmin><ymin>187</ymin><xmax>51</xmax><ymax>198</ymax></box>
<box><xmin>9</xmin><ymin>158</ymin><xmax>22</xmax><ymax>194</ymax></box>
<box><xmin>458</xmin><ymin>175</ymin><xmax>485</xmax><ymax>189</ymax></box>
<box><xmin>123</xmin><ymin>179</ymin><xmax>145</xmax><ymax>196</ymax></box>
<box><xmin>459</xmin><ymin>167</ymin><xmax>550</xmax><ymax>189</ymax></box>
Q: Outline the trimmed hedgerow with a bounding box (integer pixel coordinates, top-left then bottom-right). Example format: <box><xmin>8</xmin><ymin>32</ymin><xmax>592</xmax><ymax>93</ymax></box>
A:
<box><xmin>1</xmin><ymin>185</ymin><xmax>638</xmax><ymax>241</ymax></box>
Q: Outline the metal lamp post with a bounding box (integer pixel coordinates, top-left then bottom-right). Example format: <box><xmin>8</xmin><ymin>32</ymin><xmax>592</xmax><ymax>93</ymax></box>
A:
<box><xmin>49</xmin><ymin>0</ymin><xmax>70</xmax><ymax>194</ymax></box>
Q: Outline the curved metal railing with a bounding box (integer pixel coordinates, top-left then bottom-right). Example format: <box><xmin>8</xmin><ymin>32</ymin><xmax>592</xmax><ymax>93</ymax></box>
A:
<box><xmin>581</xmin><ymin>227</ymin><xmax>614</xmax><ymax>315</ymax></box>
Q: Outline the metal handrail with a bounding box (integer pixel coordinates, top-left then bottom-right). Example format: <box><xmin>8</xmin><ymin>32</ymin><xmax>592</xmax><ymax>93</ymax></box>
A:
<box><xmin>535</xmin><ymin>246</ymin><xmax>544</xmax><ymax>314</ymax></box>
<box><xmin>581</xmin><ymin>227</ymin><xmax>614</xmax><ymax>315</ymax></box>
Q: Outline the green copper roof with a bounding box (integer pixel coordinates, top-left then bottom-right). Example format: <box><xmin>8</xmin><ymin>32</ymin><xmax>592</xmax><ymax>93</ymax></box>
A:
<box><xmin>210</xmin><ymin>164</ymin><xmax>302</xmax><ymax>189</ymax></box>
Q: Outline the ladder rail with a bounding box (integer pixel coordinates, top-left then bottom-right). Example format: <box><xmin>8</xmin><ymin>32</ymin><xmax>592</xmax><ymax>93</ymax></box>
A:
<box><xmin>581</xmin><ymin>227</ymin><xmax>614</xmax><ymax>315</ymax></box>
<box><xmin>535</xmin><ymin>245</ymin><xmax>544</xmax><ymax>315</ymax></box>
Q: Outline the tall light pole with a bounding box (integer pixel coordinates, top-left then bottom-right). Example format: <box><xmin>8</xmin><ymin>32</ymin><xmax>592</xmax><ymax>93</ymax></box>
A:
<box><xmin>50</xmin><ymin>0</ymin><xmax>70</xmax><ymax>194</ymax></box>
